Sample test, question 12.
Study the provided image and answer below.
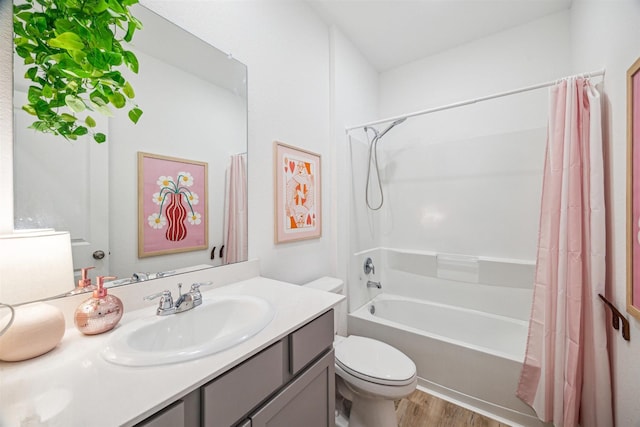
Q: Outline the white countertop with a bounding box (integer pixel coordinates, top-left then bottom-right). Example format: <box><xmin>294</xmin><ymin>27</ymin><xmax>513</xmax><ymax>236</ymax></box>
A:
<box><xmin>0</xmin><ymin>276</ymin><xmax>344</xmax><ymax>427</ymax></box>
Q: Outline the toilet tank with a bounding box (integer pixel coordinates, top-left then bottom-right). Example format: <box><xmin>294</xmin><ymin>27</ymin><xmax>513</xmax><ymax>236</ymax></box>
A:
<box><xmin>302</xmin><ymin>277</ymin><xmax>347</xmax><ymax>336</ymax></box>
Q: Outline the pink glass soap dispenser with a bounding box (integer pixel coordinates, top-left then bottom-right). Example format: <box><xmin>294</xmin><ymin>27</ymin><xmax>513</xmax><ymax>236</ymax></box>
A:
<box><xmin>74</xmin><ymin>276</ymin><xmax>124</xmax><ymax>335</ymax></box>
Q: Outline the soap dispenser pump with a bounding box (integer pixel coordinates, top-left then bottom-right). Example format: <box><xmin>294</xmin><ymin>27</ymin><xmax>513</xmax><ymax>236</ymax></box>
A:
<box><xmin>78</xmin><ymin>266</ymin><xmax>95</xmax><ymax>289</ymax></box>
<box><xmin>74</xmin><ymin>276</ymin><xmax>123</xmax><ymax>335</ymax></box>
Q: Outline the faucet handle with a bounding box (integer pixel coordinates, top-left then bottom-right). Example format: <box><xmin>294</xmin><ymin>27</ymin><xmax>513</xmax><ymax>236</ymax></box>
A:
<box><xmin>189</xmin><ymin>282</ymin><xmax>213</xmax><ymax>307</ymax></box>
<box><xmin>144</xmin><ymin>290</ymin><xmax>175</xmax><ymax>315</ymax></box>
<box><xmin>364</xmin><ymin>257</ymin><xmax>375</xmax><ymax>275</ymax></box>
<box><xmin>189</xmin><ymin>281</ymin><xmax>213</xmax><ymax>292</ymax></box>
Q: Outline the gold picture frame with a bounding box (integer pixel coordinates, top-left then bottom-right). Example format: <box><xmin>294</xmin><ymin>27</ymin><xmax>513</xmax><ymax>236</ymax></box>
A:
<box><xmin>138</xmin><ymin>152</ymin><xmax>209</xmax><ymax>257</ymax></box>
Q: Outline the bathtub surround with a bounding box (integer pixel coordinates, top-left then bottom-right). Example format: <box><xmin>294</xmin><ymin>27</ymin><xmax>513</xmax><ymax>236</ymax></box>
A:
<box><xmin>348</xmin><ymin>248</ymin><xmax>541</xmax><ymax>426</ymax></box>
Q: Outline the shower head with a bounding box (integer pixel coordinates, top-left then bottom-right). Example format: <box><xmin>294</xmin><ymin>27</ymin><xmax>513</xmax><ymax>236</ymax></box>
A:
<box><xmin>363</xmin><ymin>117</ymin><xmax>406</xmax><ymax>141</ymax></box>
<box><xmin>378</xmin><ymin>117</ymin><xmax>406</xmax><ymax>139</ymax></box>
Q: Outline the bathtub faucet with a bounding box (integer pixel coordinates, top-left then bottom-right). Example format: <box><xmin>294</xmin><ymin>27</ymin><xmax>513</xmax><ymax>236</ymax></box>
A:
<box><xmin>367</xmin><ymin>280</ymin><xmax>382</xmax><ymax>289</ymax></box>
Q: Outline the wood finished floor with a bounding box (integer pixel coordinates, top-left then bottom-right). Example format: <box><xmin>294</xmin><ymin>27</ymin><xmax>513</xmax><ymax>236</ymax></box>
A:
<box><xmin>395</xmin><ymin>390</ymin><xmax>512</xmax><ymax>427</ymax></box>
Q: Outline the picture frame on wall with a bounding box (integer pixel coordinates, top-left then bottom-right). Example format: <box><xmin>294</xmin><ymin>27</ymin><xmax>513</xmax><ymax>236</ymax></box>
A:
<box><xmin>627</xmin><ymin>57</ymin><xmax>640</xmax><ymax>321</ymax></box>
<box><xmin>274</xmin><ymin>141</ymin><xmax>322</xmax><ymax>244</ymax></box>
<box><xmin>138</xmin><ymin>152</ymin><xmax>208</xmax><ymax>258</ymax></box>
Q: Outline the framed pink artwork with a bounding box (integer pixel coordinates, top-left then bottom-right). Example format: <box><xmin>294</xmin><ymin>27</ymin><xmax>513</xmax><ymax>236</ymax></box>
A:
<box><xmin>274</xmin><ymin>142</ymin><xmax>321</xmax><ymax>243</ymax></box>
<box><xmin>138</xmin><ymin>152</ymin><xmax>208</xmax><ymax>257</ymax></box>
<box><xmin>627</xmin><ymin>57</ymin><xmax>640</xmax><ymax>321</ymax></box>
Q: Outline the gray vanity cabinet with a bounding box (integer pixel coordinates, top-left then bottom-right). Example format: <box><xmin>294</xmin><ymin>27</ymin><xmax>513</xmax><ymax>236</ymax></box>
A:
<box><xmin>204</xmin><ymin>309</ymin><xmax>335</xmax><ymax>427</ymax></box>
<box><xmin>136</xmin><ymin>309</ymin><xmax>335</xmax><ymax>427</ymax></box>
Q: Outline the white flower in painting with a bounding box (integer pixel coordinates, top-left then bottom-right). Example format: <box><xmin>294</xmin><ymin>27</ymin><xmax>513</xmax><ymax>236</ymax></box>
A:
<box><xmin>148</xmin><ymin>213</ymin><xmax>166</xmax><ymax>229</ymax></box>
<box><xmin>151</xmin><ymin>192</ymin><xmax>164</xmax><ymax>205</ymax></box>
<box><xmin>177</xmin><ymin>172</ymin><xmax>194</xmax><ymax>187</ymax></box>
<box><xmin>188</xmin><ymin>211</ymin><xmax>202</xmax><ymax>225</ymax></box>
<box><xmin>186</xmin><ymin>192</ymin><xmax>199</xmax><ymax>206</ymax></box>
<box><xmin>157</xmin><ymin>176</ymin><xmax>173</xmax><ymax>188</ymax></box>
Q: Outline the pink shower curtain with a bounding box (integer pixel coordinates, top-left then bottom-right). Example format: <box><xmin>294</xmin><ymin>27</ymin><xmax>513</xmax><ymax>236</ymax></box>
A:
<box><xmin>223</xmin><ymin>154</ymin><xmax>247</xmax><ymax>264</ymax></box>
<box><xmin>516</xmin><ymin>78</ymin><xmax>612</xmax><ymax>427</ymax></box>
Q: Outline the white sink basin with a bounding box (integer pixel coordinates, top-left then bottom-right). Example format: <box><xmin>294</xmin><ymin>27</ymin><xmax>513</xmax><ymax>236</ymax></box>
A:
<box><xmin>101</xmin><ymin>295</ymin><xmax>275</xmax><ymax>366</ymax></box>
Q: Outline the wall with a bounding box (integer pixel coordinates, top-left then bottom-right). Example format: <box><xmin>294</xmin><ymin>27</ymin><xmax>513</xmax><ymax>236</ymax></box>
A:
<box><xmin>570</xmin><ymin>1</ymin><xmax>640</xmax><ymax>425</ymax></box>
<box><xmin>141</xmin><ymin>0</ymin><xmax>333</xmax><ymax>284</ymax></box>
<box><xmin>370</xmin><ymin>11</ymin><xmax>571</xmax><ymax>261</ymax></box>
<box><xmin>330</xmin><ymin>26</ymin><xmax>379</xmax><ymax>307</ymax></box>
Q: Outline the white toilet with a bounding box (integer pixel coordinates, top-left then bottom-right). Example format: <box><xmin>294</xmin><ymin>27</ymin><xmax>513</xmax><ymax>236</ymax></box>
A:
<box><xmin>303</xmin><ymin>277</ymin><xmax>418</xmax><ymax>427</ymax></box>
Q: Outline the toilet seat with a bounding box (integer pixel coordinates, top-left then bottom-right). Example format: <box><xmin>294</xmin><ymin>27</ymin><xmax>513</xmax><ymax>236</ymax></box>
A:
<box><xmin>334</xmin><ymin>335</ymin><xmax>416</xmax><ymax>386</ymax></box>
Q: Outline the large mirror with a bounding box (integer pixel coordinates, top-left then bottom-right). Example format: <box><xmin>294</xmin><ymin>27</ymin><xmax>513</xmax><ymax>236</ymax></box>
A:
<box><xmin>12</xmin><ymin>4</ymin><xmax>248</xmax><ymax>295</ymax></box>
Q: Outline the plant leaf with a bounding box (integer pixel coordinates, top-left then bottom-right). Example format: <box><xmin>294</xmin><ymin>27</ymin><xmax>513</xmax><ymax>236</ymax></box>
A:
<box><xmin>89</xmin><ymin>99</ymin><xmax>114</xmax><ymax>117</ymax></box>
<box><xmin>94</xmin><ymin>132</ymin><xmax>107</xmax><ymax>143</ymax></box>
<box><xmin>128</xmin><ymin>107</ymin><xmax>142</xmax><ymax>124</ymax></box>
<box><xmin>25</xmin><ymin>67</ymin><xmax>38</xmax><ymax>81</ymax></box>
<box><xmin>15</xmin><ymin>45</ymin><xmax>31</xmax><ymax>59</ymax></box>
<box><xmin>22</xmin><ymin>105</ymin><xmax>37</xmax><ymax>116</ymax></box>
<box><xmin>27</xmin><ymin>86</ymin><xmax>42</xmax><ymax>103</ymax></box>
<box><xmin>85</xmin><ymin>116</ymin><xmax>97</xmax><ymax>128</ymax></box>
<box><xmin>30</xmin><ymin>121</ymin><xmax>51</xmax><ymax>133</ymax></box>
<box><xmin>108</xmin><ymin>91</ymin><xmax>126</xmax><ymax>108</ymax></box>
<box><xmin>42</xmin><ymin>84</ymin><xmax>53</xmax><ymax>99</ymax></box>
<box><xmin>73</xmin><ymin>126</ymin><xmax>88</xmax><ymax>136</ymax></box>
<box><xmin>48</xmin><ymin>32</ymin><xmax>85</xmax><ymax>51</ymax></box>
<box><xmin>122</xmin><ymin>81</ymin><xmax>135</xmax><ymax>99</ymax></box>
<box><xmin>123</xmin><ymin>50</ymin><xmax>138</xmax><ymax>73</ymax></box>
<box><xmin>124</xmin><ymin>21</ymin><xmax>136</xmax><ymax>43</ymax></box>
<box><xmin>60</xmin><ymin>113</ymin><xmax>77</xmax><ymax>123</ymax></box>
<box><xmin>65</xmin><ymin>95</ymin><xmax>86</xmax><ymax>113</ymax></box>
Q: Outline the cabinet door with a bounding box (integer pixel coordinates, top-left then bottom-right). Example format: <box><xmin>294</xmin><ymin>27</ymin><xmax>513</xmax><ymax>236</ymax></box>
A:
<box><xmin>201</xmin><ymin>341</ymin><xmax>284</xmax><ymax>427</ymax></box>
<box><xmin>136</xmin><ymin>401</ymin><xmax>185</xmax><ymax>427</ymax></box>
<box><xmin>250</xmin><ymin>350</ymin><xmax>335</xmax><ymax>427</ymax></box>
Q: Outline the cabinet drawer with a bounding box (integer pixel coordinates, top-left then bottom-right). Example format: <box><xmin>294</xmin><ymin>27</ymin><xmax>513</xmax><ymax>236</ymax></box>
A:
<box><xmin>201</xmin><ymin>341</ymin><xmax>284</xmax><ymax>427</ymax></box>
<box><xmin>289</xmin><ymin>310</ymin><xmax>333</xmax><ymax>375</ymax></box>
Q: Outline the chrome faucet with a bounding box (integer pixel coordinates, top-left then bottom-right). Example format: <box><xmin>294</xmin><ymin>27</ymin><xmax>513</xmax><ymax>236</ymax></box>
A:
<box><xmin>132</xmin><ymin>270</ymin><xmax>176</xmax><ymax>282</ymax></box>
<box><xmin>144</xmin><ymin>282</ymin><xmax>213</xmax><ymax>316</ymax></box>
<box><xmin>366</xmin><ymin>280</ymin><xmax>382</xmax><ymax>289</ymax></box>
<box><xmin>132</xmin><ymin>272</ymin><xmax>150</xmax><ymax>282</ymax></box>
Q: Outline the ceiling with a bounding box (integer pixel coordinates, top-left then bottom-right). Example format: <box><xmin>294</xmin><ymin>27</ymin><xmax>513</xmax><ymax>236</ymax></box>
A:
<box><xmin>308</xmin><ymin>0</ymin><xmax>572</xmax><ymax>71</ymax></box>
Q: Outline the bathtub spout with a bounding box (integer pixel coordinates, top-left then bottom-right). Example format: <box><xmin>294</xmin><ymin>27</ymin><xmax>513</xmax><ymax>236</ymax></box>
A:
<box><xmin>367</xmin><ymin>280</ymin><xmax>382</xmax><ymax>289</ymax></box>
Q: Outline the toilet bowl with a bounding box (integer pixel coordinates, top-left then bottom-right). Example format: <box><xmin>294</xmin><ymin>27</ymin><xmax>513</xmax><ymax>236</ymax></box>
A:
<box><xmin>302</xmin><ymin>277</ymin><xmax>418</xmax><ymax>427</ymax></box>
<box><xmin>334</xmin><ymin>335</ymin><xmax>417</xmax><ymax>427</ymax></box>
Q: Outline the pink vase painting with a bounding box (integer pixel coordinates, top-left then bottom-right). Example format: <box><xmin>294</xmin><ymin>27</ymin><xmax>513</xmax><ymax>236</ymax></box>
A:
<box><xmin>164</xmin><ymin>193</ymin><xmax>188</xmax><ymax>241</ymax></box>
<box><xmin>138</xmin><ymin>152</ymin><xmax>208</xmax><ymax>257</ymax></box>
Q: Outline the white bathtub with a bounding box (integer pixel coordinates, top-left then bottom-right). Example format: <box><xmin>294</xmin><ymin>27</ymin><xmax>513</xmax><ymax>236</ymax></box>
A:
<box><xmin>348</xmin><ymin>293</ymin><xmax>545</xmax><ymax>427</ymax></box>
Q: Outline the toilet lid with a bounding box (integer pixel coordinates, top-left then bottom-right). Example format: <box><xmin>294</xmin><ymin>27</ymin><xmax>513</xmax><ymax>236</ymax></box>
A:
<box><xmin>334</xmin><ymin>335</ymin><xmax>416</xmax><ymax>386</ymax></box>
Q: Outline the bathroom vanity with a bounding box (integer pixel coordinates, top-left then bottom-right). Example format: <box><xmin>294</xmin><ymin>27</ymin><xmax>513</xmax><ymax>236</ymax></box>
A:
<box><xmin>139</xmin><ymin>310</ymin><xmax>335</xmax><ymax>427</ymax></box>
<box><xmin>0</xmin><ymin>273</ymin><xmax>343</xmax><ymax>427</ymax></box>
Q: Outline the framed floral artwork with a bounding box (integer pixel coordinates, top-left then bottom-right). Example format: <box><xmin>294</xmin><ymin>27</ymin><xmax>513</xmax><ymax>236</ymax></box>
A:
<box><xmin>274</xmin><ymin>142</ymin><xmax>321</xmax><ymax>243</ymax></box>
<box><xmin>138</xmin><ymin>152</ymin><xmax>208</xmax><ymax>257</ymax></box>
<box><xmin>627</xmin><ymin>57</ymin><xmax>640</xmax><ymax>321</ymax></box>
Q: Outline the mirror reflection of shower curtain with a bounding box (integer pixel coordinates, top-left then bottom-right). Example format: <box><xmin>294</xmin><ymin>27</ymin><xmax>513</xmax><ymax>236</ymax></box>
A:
<box><xmin>223</xmin><ymin>153</ymin><xmax>247</xmax><ymax>264</ymax></box>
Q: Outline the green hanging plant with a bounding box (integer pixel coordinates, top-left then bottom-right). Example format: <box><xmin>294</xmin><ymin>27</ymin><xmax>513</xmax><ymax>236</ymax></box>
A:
<box><xmin>13</xmin><ymin>0</ymin><xmax>144</xmax><ymax>143</ymax></box>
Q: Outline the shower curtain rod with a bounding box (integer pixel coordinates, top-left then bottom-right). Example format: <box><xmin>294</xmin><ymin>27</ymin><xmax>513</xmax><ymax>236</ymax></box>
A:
<box><xmin>345</xmin><ymin>68</ymin><xmax>605</xmax><ymax>133</ymax></box>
